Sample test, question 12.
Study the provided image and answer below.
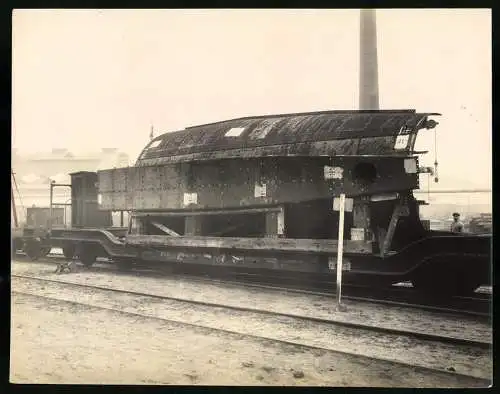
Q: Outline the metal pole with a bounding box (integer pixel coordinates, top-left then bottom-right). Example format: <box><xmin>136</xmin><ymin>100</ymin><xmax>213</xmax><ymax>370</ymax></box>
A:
<box><xmin>11</xmin><ymin>179</ymin><xmax>19</xmax><ymax>228</ymax></box>
<box><xmin>10</xmin><ymin>171</ymin><xmax>18</xmax><ymax>228</ymax></box>
<box><xmin>336</xmin><ymin>193</ymin><xmax>347</xmax><ymax>311</ymax></box>
<box><xmin>120</xmin><ymin>211</ymin><xmax>124</xmax><ymax>227</ymax></box>
<box><xmin>64</xmin><ymin>198</ymin><xmax>71</xmax><ymax>228</ymax></box>
<box><xmin>49</xmin><ymin>181</ymin><xmax>54</xmax><ymax>232</ymax></box>
<box><xmin>11</xmin><ymin>171</ymin><xmax>22</xmax><ymax>228</ymax></box>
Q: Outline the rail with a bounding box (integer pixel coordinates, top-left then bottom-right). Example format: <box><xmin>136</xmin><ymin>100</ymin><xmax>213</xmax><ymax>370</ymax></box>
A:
<box><xmin>414</xmin><ymin>189</ymin><xmax>491</xmax><ymax>194</ymax></box>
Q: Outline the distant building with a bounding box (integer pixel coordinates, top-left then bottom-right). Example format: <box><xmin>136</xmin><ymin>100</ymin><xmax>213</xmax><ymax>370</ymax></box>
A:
<box><xmin>12</xmin><ymin>148</ymin><xmax>130</xmax><ymax>225</ymax></box>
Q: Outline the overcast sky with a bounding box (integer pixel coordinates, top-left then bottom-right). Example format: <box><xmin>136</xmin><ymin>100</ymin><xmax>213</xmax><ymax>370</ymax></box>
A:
<box><xmin>12</xmin><ymin>9</ymin><xmax>491</xmax><ymax>188</ymax></box>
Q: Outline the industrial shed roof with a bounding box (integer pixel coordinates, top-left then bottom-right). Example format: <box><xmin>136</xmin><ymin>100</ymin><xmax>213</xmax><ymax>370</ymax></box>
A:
<box><xmin>136</xmin><ymin>109</ymin><xmax>440</xmax><ymax>166</ymax></box>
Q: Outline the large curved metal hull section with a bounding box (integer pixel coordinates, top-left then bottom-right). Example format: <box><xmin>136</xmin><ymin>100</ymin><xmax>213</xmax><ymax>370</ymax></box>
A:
<box><xmin>136</xmin><ymin>110</ymin><xmax>439</xmax><ymax>166</ymax></box>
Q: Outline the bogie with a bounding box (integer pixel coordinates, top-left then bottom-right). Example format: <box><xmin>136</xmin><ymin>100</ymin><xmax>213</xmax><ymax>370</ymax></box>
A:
<box><xmin>41</xmin><ymin>247</ymin><xmax>51</xmax><ymax>256</ymax></box>
<box><xmin>410</xmin><ymin>255</ymin><xmax>484</xmax><ymax>297</ymax></box>
<box><xmin>62</xmin><ymin>245</ymin><xmax>76</xmax><ymax>260</ymax></box>
<box><xmin>76</xmin><ymin>244</ymin><xmax>101</xmax><ymax>267</ymax></box>
<box><xmin>23</xmin><ymin>240</ymin><xmax>43</xmax><ymax>261</ymax></box>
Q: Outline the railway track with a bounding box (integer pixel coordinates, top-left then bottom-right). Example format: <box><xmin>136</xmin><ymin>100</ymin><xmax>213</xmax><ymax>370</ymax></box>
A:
<box><xmin>127</xmin><ymin>266</ymin><xmax>492</xmax><ymax>319</ymax></box>
<box><xmin>11</xmin><ymin>274</ymin><xmax>492</xmax><ymax>383</ymax></box>
<box><xmin>11</xmin><ymin>273</ymin><xmax>491</xmax><ymax>349</ymax></box>
<box><xmin>13</xmin><ymin>252</ymin><xmax>492</xmax><ymax>319</ymax></box>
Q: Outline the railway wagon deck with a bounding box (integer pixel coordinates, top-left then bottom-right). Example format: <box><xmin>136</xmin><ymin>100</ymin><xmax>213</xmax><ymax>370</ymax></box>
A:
<box><xmin>16</xmin><ymin>109</ymin><xmax>492</xmax><ymax>296</ymax></box>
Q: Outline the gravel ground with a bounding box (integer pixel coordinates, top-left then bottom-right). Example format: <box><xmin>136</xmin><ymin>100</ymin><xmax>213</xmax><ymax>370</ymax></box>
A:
<box><xmin>12</xmin><ymin>260</ymin><xmax>492</xmax><ymax>344</ymax></box>
<box><xmin>10</xmin><ymin>292</ymin><xmax>489</xmax><ymax>386</ymax></box>
<box><xmin>12</xmin><ymin>275</ymin><xmax>492</xmax><ymax>380</ymax></box>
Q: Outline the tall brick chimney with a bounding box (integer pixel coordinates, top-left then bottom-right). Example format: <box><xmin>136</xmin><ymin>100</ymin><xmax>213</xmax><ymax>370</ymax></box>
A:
<box><xmin>359</xmin><ymin>9</ymin><xmax>379</xmax><ymax>110</ymax></box>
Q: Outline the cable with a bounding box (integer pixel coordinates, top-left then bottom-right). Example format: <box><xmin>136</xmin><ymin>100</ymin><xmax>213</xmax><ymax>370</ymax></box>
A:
<box><xmin>12</xmin><ymin>170</ymin><xmax>26</xmax><ymax>222</ymax></box>
<box><xmin>433</xmin><ymin>128</ymin><xmax>439</xmax><ymax>183</ymax></box>
<box><xmin>427</xmin><ymin>173</ymin><xmax>430</xmax><ymax>202</ymax></box>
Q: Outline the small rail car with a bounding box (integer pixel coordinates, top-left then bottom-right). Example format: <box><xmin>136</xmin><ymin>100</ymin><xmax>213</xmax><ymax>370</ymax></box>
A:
<box><xmin>26</xmin><ymin>206</ymin><xmax>65</xmax><ymax>227</ymax></box>
<box><xmin>467</xmin><ymin>214</ymin><xmax>492</xmax><ymax>234</ymax></box>
<box><xmin>16</xmin><ymin>109</ymin><xmax>491</xmax><ymax>296</ymax></box>
<box><xmin>12</xmin><ymin>173</ymin><xmax>128</xmax><ymax>260</ymax></box>
<box><xmin>12</xmin><ymin>206</ymin><xmax>65</xmax><ymax>257</ymax></box>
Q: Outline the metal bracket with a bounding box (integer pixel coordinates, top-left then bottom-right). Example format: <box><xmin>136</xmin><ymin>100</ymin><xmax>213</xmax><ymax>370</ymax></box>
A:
<box><xmin>49</xmin><ymin>181</ymin><xmax>72</xmax><ymax>234</ymax></box>
<box><xmin>380</xmin><ymin>197</ymin><xmax>404</xmax><ymax>257</ymax></box>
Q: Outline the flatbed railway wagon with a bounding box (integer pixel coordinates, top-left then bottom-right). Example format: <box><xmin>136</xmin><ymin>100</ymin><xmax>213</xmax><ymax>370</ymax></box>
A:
<box><xmin>20</xmin><ymin>110</ymin><xmax>491</xmax><ymax>296</ymax></box>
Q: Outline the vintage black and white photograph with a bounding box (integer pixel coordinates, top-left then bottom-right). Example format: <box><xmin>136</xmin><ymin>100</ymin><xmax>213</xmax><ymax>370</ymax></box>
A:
<box><xmin>11</xmin><ymin>8</ymin><xmax>492</xmax><ymax>387</ymax></box>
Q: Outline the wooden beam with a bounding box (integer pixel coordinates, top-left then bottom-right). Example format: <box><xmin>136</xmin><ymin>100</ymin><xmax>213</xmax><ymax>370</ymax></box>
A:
<box><xmin>376</xmin><ymin>227</ymin><xmax>387</xmax><ymax>254</ymax></box>
<box><xmin>185</xmin><ymin>216</ymin><xmax>203</xmax><ymax>236</ymax></box>
<box><xmin>352</xmin><ymin>199</ymin><xmax>370</xmax><ymax>228</ymax></box>
<box><xmin>136</xmin><ymin>217</ymin><xmax>147</xmax><ymax>235</ymax></box>
<box><xmin>133</xmin><ymin>206</ymin><xmax>283</xmax><ymax>217</ymax></box>
<box><xmin>380</xmin><ymin>199</ymin><xmax>403</xmax><ymax>257</ymax></box>
<box><xmin>352</xmin><ymin>198</ymin><xmax>371</xmax><ymax>241</ymax></box>
<box><xmin>207</xmin><ymin>223</ymin><xmax>246</xmax><ymax>236</ymax></box>
<box><xmin>151</xmin><ymin>221</ymin><xmax>180</xmax><ymax>237</ymax></box>
<box><xmin>265</xmin><ymin>206</ymin><xmax>285</xmax><ymax>238</ymax></box>
<box><xmin>125</xmin><ymin>234</ymin><xmax>372</xmax><ymax>255</ymax></box>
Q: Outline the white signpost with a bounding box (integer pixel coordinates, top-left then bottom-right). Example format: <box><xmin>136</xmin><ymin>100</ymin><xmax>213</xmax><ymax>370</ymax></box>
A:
<box><xmin>324</xmin><ymin>164</ymin><xmax>348</xmax><ymax>311</ymax></box>
<box><xmin>335</xmin><ymin>193</ymin><xmax>348</xmax><ymax>312</ymax></box>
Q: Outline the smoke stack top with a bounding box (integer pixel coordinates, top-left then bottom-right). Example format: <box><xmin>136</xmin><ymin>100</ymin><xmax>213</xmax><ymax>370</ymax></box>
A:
<box><xmin>359</xmin><ymin>9</ymin><xmax>380</xmax><ymax>110</ymax></box>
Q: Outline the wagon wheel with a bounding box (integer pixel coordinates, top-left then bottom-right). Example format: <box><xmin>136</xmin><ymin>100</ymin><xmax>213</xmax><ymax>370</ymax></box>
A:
<box><xmin>41</xmin><ymin>247</ymin><xmax>51</xmax><ymax>256</ymax></box>
<box><xmin>23</xmin><ymin>241</ymin><xmax>42</xmax><ymax>261</ymax></box>
<box><xmin>78</xmin><ymin>248</ymin><xmax>97</xmax><ymax>267</ymax></box>
<box><xmin>62</xmin><ymin>245</ymin><xmax>76</xmax><ymax>260</ymax></box>
<box><xmin>12</xmin><ymin>238</ymin><xmax>20</xmax><ymax>255</ymax></box>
